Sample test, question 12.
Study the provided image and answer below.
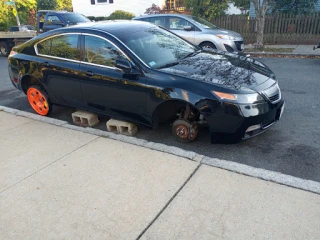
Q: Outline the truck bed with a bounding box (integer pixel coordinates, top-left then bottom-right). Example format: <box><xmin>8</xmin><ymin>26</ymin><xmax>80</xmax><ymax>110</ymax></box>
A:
<box><xmin>0</xmin><ymin>31</ymin><xmax>37</xmax><ymax>39</ymax></box>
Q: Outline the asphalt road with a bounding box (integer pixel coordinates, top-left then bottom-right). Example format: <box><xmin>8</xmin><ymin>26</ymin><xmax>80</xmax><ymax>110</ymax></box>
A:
<box><xmin>1</xmin><ymin>57</ymin><xmax>320</xmax><ymax>182</ymax></box>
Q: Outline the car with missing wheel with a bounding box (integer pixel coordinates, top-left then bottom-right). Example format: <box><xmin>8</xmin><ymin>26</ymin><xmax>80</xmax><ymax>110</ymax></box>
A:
<box><xmin>133</xmin><ymin>14</ymin><xmax>244</xmax><ymax>53</ymax></box>
<box><xmin>8</xmin><ymin>20</ymin><xmax>284</xmax><ymax>143</ymax></box>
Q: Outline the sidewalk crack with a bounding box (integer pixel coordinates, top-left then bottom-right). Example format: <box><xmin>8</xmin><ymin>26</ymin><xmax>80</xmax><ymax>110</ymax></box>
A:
<box><xmin>136</xmin><ymin>163</ymin><xmax>202</xmax><ymax>240</ymax></box>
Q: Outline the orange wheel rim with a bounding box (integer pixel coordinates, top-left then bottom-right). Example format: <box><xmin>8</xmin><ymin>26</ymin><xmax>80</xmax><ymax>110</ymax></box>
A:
<box><xmin>27</xmin><ymin>88</ymin><xmax>49</xmax><ymax>116</ymax></box>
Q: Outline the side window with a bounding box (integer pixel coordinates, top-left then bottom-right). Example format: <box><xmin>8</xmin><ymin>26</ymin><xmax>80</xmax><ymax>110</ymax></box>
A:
<box><xmin>139</xmin><ymin>17</ymin><xmax>150</xmax><ymax>22</ymax></box>
<box><xmin>46</xmin><ymin>15</ymin><xmax>62</xmax><ymax>24</ymax></box>
<box><xmin>167</xmin><ymin>17</ymin><xmax>193</xmax><ymax>30</ymax></box>
<box><xmin>37</xmin><ymin>34</ymin><xmax>80</xmax><ymax>60</ymax></box>
<box><xmin>149</xmin><ymin>17</ymin><xmax>166</xmax><ymax>27</ymax></box>
<box><xmin>37</xmin><ymin>38</ymin><xmax>51</xmax><ymax>55</ymax></box>
<box><xmin>84</xmin><ymin>35</ymin><xmax>126</xmax><ymax>68</ymax></box>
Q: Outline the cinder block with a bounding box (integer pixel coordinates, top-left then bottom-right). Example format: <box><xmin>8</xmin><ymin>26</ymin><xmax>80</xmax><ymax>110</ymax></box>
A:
<box><xmin>72</xmin><ymin>111</ymin><xmax>99</xmax><ymax>127</ymax></box>
<box><xmin>106</xmin><ymin>119</ymin><xmax>138</xmax><ymax>136</ymax></box>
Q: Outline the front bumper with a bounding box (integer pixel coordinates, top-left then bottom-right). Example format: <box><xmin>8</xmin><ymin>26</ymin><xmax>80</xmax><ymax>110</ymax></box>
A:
<box><xmin>200</xmin><ymin>99</ymin><xmax>285</xmax><ymax>140</ymax></box>
<box><xmin>218</xmin><ymin>39</ymin><xmax>244</xmax><ymax>53</ymax></box>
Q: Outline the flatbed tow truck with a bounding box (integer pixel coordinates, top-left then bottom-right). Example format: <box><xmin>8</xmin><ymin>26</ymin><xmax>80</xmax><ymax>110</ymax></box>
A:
<box><xmin>0</xmin><ymin>31</ymin><xmax>37</xmax><ymax>57</ymax></box>
<box><xmin>0</xmin><ymin>10</ymin><xmax>90</xmax><ymax>57</ymax></box>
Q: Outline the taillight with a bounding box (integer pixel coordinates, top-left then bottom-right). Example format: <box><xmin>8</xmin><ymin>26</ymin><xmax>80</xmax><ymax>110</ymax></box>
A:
<box><xmin>9</xmin><ymin>50</ymin><xmax>17</xmax><ymax>57</ymax></box>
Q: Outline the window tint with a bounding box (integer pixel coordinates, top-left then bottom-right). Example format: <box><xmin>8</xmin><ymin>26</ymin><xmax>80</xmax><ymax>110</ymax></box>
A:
<box><xmin>37</xmin><ymin>38</ymin><xmax>51</xmax><ymax>55</ymax></box>
<box><xmin>149</xmin><ymin>17</ymin><xmax>165</xmax><ymax>27</ymax></box>
<box><xmin>139</xmin><ymin>17</ymin><xmax>150</xmax><ymax>22</ymax></box>
<box><xmin>168</xmin><ymin>17</ymin><xmax>193</xmax><ymax>30</ymax></box>
<box><xmin>47</xmin><ymin>15</ymin><xmax>61</xmax><ymax>24</ymax></box>
<box><xmin>119</xmin><ymin>27</ymin><xmax>198</xmax><ymax>69</ymax></box>
<box><xmin>61</xmin><ymin>13</ymin><xmax>90</xmax><ymax>23</ymax></box>
<box><xmin>37</xmin><ymin>34</ymin><xmax>80</xmax><ymax>60</ymax></box>
<box><xmin>84</xmin><ymin>35</ymin><xmax>126</xmax><ymax>67</ymax></box>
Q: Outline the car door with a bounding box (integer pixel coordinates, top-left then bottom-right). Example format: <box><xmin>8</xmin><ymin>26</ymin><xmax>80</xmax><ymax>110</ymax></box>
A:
<box><xmin>36</xmin><ymin>33</ymin><xmax>85</xmax><ymax>108</ymax></box>
<box><xmin>165</xmin><ymin>16</ymin><xmax>196</xmax><ymax>44</ymax></box>
<box><xmin>79</xmin><ymin>34</ymin><xmax>148</xmax><ymax>124</ymax></box>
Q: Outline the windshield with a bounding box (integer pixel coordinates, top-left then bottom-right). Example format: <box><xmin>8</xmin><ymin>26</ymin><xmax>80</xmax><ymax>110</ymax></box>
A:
<box><xmin>187</xmin><ymin>16</ymin><xmax>219</xmax><ymax>29</ymax></box>
<box><xmin>118</xmin><ymin>27</ymin><xmax>199</xmax><ymax>69</ymax></box>
<box><xmin>62</xmin><ymin>13</ymin><xmax>91</xmax><ymax>24</ymax></box>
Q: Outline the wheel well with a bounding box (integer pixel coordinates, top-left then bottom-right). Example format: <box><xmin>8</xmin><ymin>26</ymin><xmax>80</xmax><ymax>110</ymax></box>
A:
<box><xmin>21</xmin><ymin>75</ymin><xmax>42</xmax><ymax>94</ymax></box>
<box><xmin>199</xmin><ymin>41</ymin><xmax>217</xmax><ymax>48</ymax></box>
<box><xmin>152</xmin><ymin>100</ymin><xmax>200</xmax><ymax>128</ymax></box>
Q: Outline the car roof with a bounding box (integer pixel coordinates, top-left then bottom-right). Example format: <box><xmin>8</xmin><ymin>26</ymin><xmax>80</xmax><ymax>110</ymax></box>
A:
<box><xmin>133</xmin><ymin>14</ymin><xmax>191</xmax><ymax>19</ymax></box>
<box><xmin>38</xmin><ymin>10</ymin><xmax>68</xmax><ymax>13</ymax></box>
<box><xmin>64</xmin><ymin>20</ymin><xmax>155</xmax><ymax>36</ymax></box>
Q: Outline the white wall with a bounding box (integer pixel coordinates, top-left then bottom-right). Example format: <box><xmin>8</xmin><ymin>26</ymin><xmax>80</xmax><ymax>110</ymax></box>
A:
<box><xmin>72</xmin><ymin>0</ymin><xmax>166</xmax><ymax>17</ymax></box>
<box><xmin>225</xmin><ymin>2</ymin><xmax>242</xmax><ymax>15</ymax></box>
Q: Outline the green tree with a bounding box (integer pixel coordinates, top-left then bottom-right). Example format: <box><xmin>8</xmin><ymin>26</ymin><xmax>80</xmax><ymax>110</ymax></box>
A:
<box><xmin>272</xmin><ymin>0</ymin><xmax>317</xmax><ymax>15</ymax></box>
<box><xmin>0</xmin><ymin>0</ymin><xmax>36</xmax><ymax>30</ymax></box>
<box><xmin>184</xmin><ymin>0</ymin><xmax>229</xmax><ymax>22</ymax></box>
<box><xmin>232</xmin><ymin>0</ymin><xmax>250</xmax><ymax>10</ymax></box>
<box><xmin>107</xmin><ymin>10</ymin><xmax>135</xmax><ymax>20</ymax></box>
<box><xmin>37</xmin><ymin>0</ymin><xmax>58</xmax><ymax>10</ymax></box>
<box><xmin>57</xmin><ymin>0</ymin><xmax>73</xmax><ymax>11</ymax></box>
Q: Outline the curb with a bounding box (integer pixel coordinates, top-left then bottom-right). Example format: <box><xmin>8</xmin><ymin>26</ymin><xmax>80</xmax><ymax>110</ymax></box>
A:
<box><xmin>245</xmin><ymin>52</ymin><xmax>320</xmax><ymax>58</ymax></box>
<box><xmin>1</xmin><ymin>105</ymin><xmax>320</xmax><ymax>195</ymax></box>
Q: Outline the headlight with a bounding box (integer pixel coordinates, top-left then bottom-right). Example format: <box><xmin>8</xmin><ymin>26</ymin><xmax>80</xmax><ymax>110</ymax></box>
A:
<box><xmin>216</xmin><ymin>34</ymin><xmax>237</xmax><ymax>40</ymax></box>
<box><xmin>212</xmin><ymin>91</ymin><xmax>265</xmax><ymax>104</ymax></box>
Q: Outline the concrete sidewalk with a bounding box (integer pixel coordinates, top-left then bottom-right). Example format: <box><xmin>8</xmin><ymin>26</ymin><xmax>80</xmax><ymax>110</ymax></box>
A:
<box><xmin>1</xmin><ymin>110</ymin><xmax>320</xmax><ymax>240</ymax></box>
<box><xmin>245</xmin><ymin>44</ymin><xmax>320</xmax><ymax>55</ymax></box>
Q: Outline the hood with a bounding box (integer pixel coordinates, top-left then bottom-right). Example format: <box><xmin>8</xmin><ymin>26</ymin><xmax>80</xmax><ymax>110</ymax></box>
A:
<box><xmin>159</xmin><ymin>51</ymin><xmax>276</xmax><ymax>91</ymax></box>
<box><xmin>206</xmin><ymin>28</ymin><xmax>242</xmax><ymax>38</ymax></box>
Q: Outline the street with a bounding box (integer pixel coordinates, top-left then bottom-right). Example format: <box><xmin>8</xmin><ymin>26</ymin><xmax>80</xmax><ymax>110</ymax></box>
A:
<box><xmin>1</xmin><ymin>57</ymin><xmax>320</xmax><ymax>182</ymax></box>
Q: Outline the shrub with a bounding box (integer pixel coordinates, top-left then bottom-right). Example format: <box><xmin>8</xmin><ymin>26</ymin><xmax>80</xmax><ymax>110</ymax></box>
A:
<box><xmin>107</xmin><ymin>10</ymin><xmax>135</xmax><ymax>20</ymax></box>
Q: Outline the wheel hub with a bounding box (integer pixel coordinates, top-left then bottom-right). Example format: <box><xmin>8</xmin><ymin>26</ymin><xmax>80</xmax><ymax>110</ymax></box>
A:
<box><xmin>176</xmin><ymin>124</ymin><xmax>189</xmax><ymax>139</ymax></box>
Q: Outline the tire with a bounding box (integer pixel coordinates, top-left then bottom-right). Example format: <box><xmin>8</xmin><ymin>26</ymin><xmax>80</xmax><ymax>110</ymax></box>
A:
<box><xmin>0</xmin><ymin>41</ymin><xmax>10</xmax><ymax>57</ymax></box>
<box><xmin>27</xmin><ymin>85</ymin><xmax>52</xmax><ymax>116</ymax></box>
<box><xmin>172</xmin><ymin>119</ymin><xmax>198</xmax><ymax>143</ymax></box>
<box><xmin>200</xmin><ymin>42</ymin><xmax>217</xmax><ymax>50</ymax></box>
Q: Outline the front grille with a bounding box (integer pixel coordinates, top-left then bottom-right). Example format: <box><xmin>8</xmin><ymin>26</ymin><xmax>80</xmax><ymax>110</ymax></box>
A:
<box><xmin>262</xmin><ymin>84</ymin><xmax>281</xmax><ymax>104</ymax></box>
<box><xmin>269</xmin><ymin>94</ymin><xmax>280</xmax><ymax>102</ymax></box>
<box><xmin>234</xmin><ymin>41</ymin><xmax>244</xmax><ymax>51</ymax></box>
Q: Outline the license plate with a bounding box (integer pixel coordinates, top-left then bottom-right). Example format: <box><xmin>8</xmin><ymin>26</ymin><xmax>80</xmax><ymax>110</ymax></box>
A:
<box><xmin>279</xmin><ymin>102</ymin><xmax>285</xmax><ymax>119</ymax></box>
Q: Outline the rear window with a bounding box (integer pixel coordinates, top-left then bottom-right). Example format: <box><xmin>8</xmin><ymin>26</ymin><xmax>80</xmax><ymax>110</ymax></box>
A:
<box><xmin>37</xmin><ymin>34</ymin><xmax>80</xmax><ymax>60</ymax></box>
<box><xmin>61</xmin><ymin>13</ymin><xmax>91</xmax><ymax>24</ymax></box>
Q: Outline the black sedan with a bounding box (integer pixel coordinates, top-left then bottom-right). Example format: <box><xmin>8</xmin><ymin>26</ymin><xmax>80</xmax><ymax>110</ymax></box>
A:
<box><xmin>8</xmin><ymin>20</ymin><xmax>284</xmax><ymax>143</ymax></box>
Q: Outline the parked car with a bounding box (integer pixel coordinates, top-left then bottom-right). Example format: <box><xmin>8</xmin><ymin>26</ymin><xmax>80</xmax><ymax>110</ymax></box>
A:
<box><xmin>37</xmin><ymin>10</ymin><xmax>91</xmax><ymax>33</ymax></box>
<box><xmin>313</xmin><ymin>41</ymin><xmax>320</xmax><ymax>50</ymax></box>
<box><xmin>8</xmin><ymin>21</ymin><xmax>284</xmax><ymax>143</ymax></box>
<box><xmin>133</xmin><ymin>14</ymin><xmax>244</xmax><ymax>53</ymax></box>
<box><xmin>9</xmin><ymin>25</ymin><xmax>36</xmax><ymax>32</ymax></box>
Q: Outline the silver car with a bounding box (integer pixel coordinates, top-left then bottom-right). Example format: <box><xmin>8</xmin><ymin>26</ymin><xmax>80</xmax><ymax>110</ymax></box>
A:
<box><xmin>133</xmin><ymin>14</ymin><xmax>244</xmax><ymax>53</ymax></box>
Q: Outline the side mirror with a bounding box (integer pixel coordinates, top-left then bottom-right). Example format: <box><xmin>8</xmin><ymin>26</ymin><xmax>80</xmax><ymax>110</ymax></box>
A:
<box><xmin>184</xmin><ymin>26</ymin><xmax>192</xmax><ymax>31</ymax></box>
<box><xmin>115</xmin><ymin>59</ymin><xmax>132</xmax><ymax>74</ymax></box>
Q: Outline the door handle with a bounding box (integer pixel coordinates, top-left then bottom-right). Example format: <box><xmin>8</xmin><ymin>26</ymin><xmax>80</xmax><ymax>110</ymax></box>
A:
<box><xmin>85</xmin><ymin>71</ymin><xmax>94</xmax><ymax>76</ymax></box>
<box><xmin>43</xmin><ymin>62</ymin><xmax>50</xmax><ymax>67</ymax></box>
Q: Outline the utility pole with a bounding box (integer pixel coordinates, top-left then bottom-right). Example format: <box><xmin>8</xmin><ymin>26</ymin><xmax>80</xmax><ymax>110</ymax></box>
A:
<box><xmin>5</xmin><ymin>0</ymin><xmax>21</xmax><ymax>30</ymax></box>
<box><xmin>13</xmin><ymin>0</ymin><xmax>21</xmax><ymax>30</ymax></box>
